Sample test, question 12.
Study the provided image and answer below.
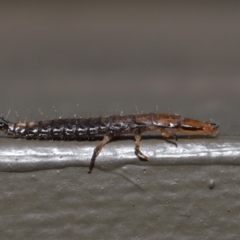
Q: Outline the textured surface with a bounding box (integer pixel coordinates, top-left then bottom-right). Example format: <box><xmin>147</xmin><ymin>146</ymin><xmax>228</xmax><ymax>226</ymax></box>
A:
<box><xmin>1</xmin><ymin>2</ymin><xmax>240</xmax><ymax>240</ymax></box>
<box><xmin>0</xmin><ymin>136</ymin><xmax>239</xmax><ymax>172</ymax></box>
<box><xmin>1</xmin><ymin>138</ymin><xmax>240</xmax><ymax>239</ymax></box>
<box><xmin>1</xmin><ymin>136</ymin><xmax>240</xmax><ymax>239</ymax></box>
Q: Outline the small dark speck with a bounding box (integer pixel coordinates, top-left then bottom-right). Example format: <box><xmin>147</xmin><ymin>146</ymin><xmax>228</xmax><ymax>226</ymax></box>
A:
<box><xmin>209</xmin><ymin>179</ymin><xmax>215</xmax><ymax>189</ymax></box>
<box><xmin>227</xmin><ymin>209</ymin><xmax>231</xmax><ymax>213</ymax></box>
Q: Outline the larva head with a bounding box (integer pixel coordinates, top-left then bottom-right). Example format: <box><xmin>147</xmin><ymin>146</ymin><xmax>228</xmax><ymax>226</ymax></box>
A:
<box><xmin>180</xmin><ymin>118</ymin><xmax>218</xmax><ymax>136</ymax></box>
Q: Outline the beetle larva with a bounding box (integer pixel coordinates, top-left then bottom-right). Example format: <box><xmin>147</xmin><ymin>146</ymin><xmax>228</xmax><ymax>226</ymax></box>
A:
<box><xmin>0</xmin><ymin>113</ymin><xmax>218</xmax><ymax>173</ymax></box>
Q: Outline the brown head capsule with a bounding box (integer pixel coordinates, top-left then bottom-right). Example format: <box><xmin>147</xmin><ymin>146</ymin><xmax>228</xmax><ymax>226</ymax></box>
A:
<box><xmin>180</xmin><ymin>118</ymin><xmax>218</xmax><ymax>136</ymax></box>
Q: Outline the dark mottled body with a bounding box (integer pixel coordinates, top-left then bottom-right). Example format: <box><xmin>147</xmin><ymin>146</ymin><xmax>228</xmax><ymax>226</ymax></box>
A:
<box><xmin>3</xmin><ymin>114</ymin><xmax>181</xmax><ymax>139</ymax></box>
<box><xmin>0</xmin><ymin>113</ymin><xmax>218</xmax><ymax>173</ymax></box>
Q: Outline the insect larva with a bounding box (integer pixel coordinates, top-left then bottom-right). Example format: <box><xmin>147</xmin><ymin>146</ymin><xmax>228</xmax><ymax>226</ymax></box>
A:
<box><xmin>0</xmin><ymin>113</ymin><xmax>218</xmax><ymax>173</ymax></box>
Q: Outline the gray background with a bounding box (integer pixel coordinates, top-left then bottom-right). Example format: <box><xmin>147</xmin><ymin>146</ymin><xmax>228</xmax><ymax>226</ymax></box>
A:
<box><xmin>0</xmin><ymin>1</ymin><xmax>240</xmax><ymax>239</ymax></box>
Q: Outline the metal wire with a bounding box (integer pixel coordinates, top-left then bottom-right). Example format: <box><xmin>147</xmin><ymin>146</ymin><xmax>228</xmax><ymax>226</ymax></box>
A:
<box><xmin>0</xmin><ymin>136</ymin><xmax>238</xmax><ymax>172</ymax></box>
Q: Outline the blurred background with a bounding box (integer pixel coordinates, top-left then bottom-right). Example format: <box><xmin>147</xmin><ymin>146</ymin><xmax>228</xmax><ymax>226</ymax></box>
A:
<box><xmin>0</xmin><ymin>1</ymin><xmax>239</xmax><ymax>134</ymax></box>
<box><xmin>1</xmin><ymin>2</ymin><xmax>240</xmax><ymax>239</ymax></box>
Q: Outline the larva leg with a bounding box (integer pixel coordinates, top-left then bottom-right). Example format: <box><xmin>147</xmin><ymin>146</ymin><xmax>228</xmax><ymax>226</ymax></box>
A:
<box><xmin>134</xmin><ymin>131</ymin><xmax>149</xmax><ymax>161</ymax></box>
<box><xmin>158</xmin><ymin>128</ymin><xmax>178</xmax><ymax>146</ymax></box>
<box><xmin>88</xmin><ymin>133</ymin><xmax>113</xmax><ymax>174</ymax></box>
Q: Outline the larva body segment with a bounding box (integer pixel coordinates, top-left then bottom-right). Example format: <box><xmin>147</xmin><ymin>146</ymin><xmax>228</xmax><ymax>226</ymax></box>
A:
<box><xmin>0</xmin><ymin>113</ymin><xmax>218</xmax><ymax>173</ymax></box>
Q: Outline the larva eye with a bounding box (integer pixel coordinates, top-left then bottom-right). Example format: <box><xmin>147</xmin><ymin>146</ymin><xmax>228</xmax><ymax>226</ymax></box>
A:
<box><xmin>210</xmin><ymin>123</ymin><xmax>218</xmax><ymax>129</ymax></box>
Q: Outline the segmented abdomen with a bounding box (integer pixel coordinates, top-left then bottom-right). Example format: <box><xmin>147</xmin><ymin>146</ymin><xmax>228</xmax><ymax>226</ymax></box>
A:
<box><xmin>6</xmin><ymin>113</ymin><xmax>182</xmax><ymax>140</ymax></box>
<box><xmin>7</xmin><ymin>118</ymin><xmax>110</xmax><ymax>139</ymax></box>
<box><xmin>6</xmin><ymin>116</ymin><xmax>128</xmax><ymax>139</ymax></box>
